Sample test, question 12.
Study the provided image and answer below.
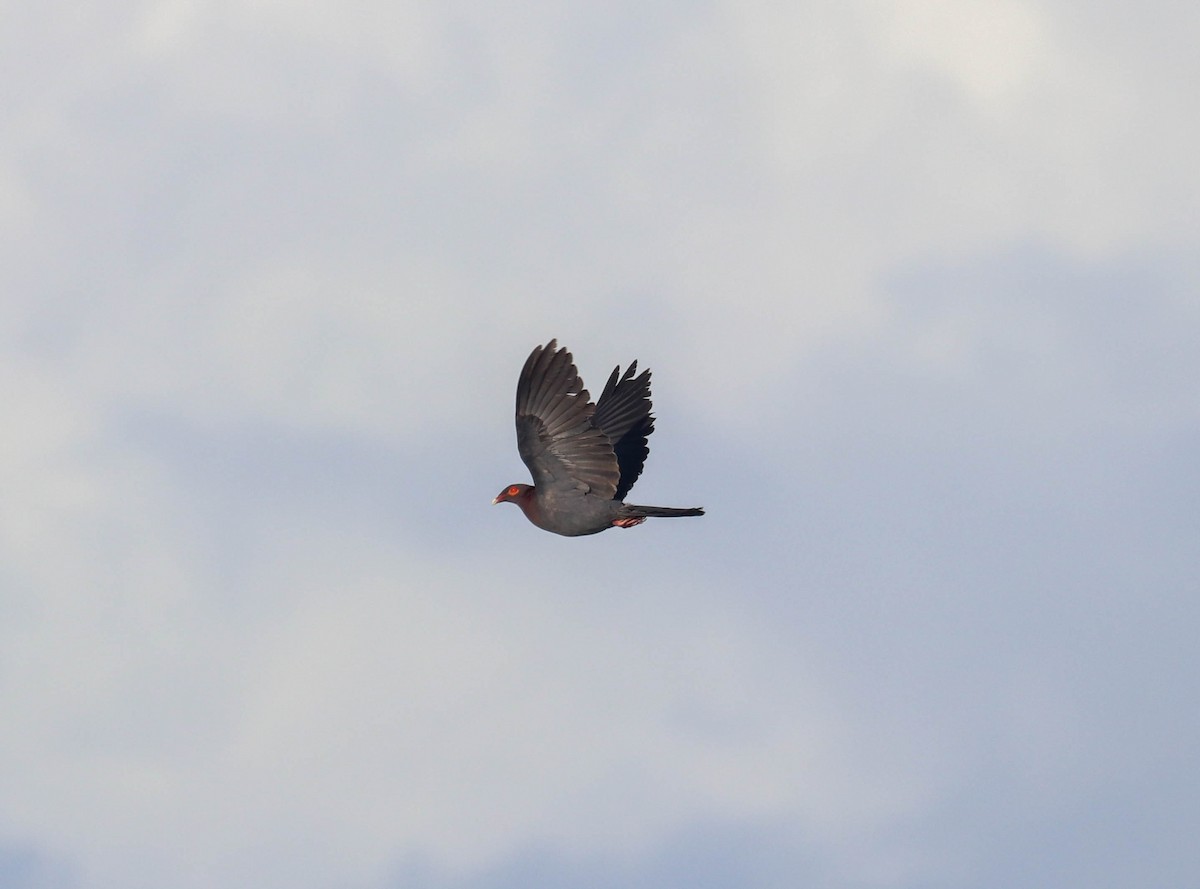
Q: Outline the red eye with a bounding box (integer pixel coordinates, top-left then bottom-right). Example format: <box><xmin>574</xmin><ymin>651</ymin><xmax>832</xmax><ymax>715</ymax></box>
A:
<box><xmin>508</xmin><ymin>486</ymin><xmax>520</xmax><ymax>496</ymax></box>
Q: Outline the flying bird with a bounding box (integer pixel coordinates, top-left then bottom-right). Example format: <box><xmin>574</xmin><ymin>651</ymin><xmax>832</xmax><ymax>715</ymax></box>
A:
<box><xmin>493</xmin><ymin>339</ymin><xmax>705</xmax><ymax>536</ymax></box>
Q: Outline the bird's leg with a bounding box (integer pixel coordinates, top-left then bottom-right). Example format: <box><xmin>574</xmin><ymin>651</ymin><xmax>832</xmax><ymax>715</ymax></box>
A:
<box><xmin>612</xmin><ymin>517</ymin><xmax>646</xmax><ymax>528</ymax></box>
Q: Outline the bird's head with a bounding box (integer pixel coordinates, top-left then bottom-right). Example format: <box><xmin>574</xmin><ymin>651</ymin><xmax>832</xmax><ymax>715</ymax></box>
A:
<box><xmin>492</xmin><ymin>483</ymin><xmax>532</xmax><ymax>505</ymax></box>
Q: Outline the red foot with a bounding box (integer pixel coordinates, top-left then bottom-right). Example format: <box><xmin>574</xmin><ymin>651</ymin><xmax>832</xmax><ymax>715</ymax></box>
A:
<box><xmin>612</xmin><ymin>517</ymin><xmax>646</xmax><ymax>529</ymax></box>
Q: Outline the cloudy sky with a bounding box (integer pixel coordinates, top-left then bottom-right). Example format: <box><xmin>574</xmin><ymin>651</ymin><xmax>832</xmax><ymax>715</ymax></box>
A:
<box><xmin>2</xmin><ymin>1</ymin><xmax>1197</xmax><ymax>887</ymax></box>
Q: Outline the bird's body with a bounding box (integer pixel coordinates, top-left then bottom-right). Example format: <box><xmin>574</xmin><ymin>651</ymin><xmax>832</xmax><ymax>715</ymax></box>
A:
<box><xmin>494</xmin><ymin>340</ymin><xmax>704</xmax><ymax>536</ymax></box>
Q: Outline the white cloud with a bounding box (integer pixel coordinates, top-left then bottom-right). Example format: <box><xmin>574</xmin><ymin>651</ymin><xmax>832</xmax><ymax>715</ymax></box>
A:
<box><xmin>881</xmin><ymin>0</ymin><xmax>1052</xmax><ymax>110</ymax></box>
<box><xmin>1</xmin><ymin>510</ymin><xmax>873</xmax><ymax>887</ymax></box>
<box><xmin>1</xmin><ymin>1</ymin><xmax>1196</xmax><ymax>887</ymax></box>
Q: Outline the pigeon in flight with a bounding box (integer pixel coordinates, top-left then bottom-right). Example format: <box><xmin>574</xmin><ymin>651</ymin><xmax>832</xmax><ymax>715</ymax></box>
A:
<box><xmin>494</xmin><ymin>339</ymin><xmax>705</xmax><ymax>536</ymax></box>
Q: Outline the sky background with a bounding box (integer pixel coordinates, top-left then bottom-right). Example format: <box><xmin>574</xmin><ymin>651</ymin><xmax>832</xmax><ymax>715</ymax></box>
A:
<box><xmin>2</xmin><ymin>1</ymin><xmax>1198</xmax><ymax>887</ymax></box>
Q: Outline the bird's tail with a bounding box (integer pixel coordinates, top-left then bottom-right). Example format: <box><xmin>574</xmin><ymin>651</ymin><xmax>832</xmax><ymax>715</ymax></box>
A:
<box><xmin>623</xmin><ymin>504</ymin><xmax>705</xmax><ymax>518</ymax></box>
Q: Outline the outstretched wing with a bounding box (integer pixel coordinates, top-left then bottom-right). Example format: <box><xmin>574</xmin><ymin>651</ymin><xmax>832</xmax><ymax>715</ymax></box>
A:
<box><xmin>515</xmin><ymin>340</ymin><xmax>620</xmax><ymax>499</ymax></box>
<box><xmin>592</xmin><ymin>360</ymin><xmax>655</xmax><ymax>501</ymax></box>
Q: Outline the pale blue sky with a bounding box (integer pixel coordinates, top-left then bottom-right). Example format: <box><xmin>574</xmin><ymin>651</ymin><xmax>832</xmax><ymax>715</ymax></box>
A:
<box><xmin>1</xmin><ymin>2</ymin><xmax>1197</xmax><ymax>887</ymax></box>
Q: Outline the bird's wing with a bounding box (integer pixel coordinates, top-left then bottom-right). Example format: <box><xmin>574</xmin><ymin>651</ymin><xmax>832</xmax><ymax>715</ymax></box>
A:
<box><xmin>515</xmin><ymin>340</ymin><xmax>620</xmax><ymax>499</ymax></box>
<box><xmin>592</xmin><ymin>361</ymin><xmax>655</xmax><ymax>501</ymax></box>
